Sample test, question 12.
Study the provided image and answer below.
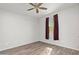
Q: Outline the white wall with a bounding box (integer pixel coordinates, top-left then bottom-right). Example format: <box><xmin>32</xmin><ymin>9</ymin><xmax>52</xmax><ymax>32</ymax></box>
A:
<box><xmin>0</xmin><ymin>9</ymin><xmax>39</xmax><ymax>51</ymax></box>
<box><xmin>39</xmin><ymin>5</ymin><xmax>79</xmax><ymax>50</ymax></box>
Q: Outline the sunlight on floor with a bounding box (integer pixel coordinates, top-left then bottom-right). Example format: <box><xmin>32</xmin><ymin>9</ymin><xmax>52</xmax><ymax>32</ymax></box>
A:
<box><xmin>42</xmin><ymin>47</ymin><xmax>53</xmax><ymax>55</ymax></box>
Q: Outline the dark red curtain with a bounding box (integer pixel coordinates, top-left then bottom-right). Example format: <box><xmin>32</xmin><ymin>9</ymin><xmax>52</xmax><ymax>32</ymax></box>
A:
<box><xmin>45</xmin><ymin>17</ymin><xmax>49</xmax><ymax>39</ymax></box>
<box><xmin>53</xmin><ymin>14</ymin><xmax>59</xmax><ymax>40</ymax></box>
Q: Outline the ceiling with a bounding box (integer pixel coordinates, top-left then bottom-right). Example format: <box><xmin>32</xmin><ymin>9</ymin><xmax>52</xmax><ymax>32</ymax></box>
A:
<box><xmin>0</xmin><ymin>3</ymin><xmax>78</xmax><ymax>18</ymax></box>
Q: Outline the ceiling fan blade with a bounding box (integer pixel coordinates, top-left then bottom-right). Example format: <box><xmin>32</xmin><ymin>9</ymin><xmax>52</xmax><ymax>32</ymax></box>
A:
<box><xmin>37</xmin><ymin>3</ymin><xmax>43</xmax><ymax>7</ymax></box>
<box><xmin>27</xmin><ymin>8</ymin><xmax>34</xmax><ymax>11</ymax></box>
<box><xmin>29</xmin><ymin>3</ymin><xmax>36</xmax><ymax>7</ymax></box>
<box><xmin>39</xmin><ymin>7</ymin><xmax>47</xmax><ymax>10</ymax></box>
<box><xmin>36</xmin><ymin>9</ymin><xmax>39</xmax><ymax>13</ymax></box>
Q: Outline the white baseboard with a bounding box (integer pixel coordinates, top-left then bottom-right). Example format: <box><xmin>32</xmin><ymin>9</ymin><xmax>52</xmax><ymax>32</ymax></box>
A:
<box><xmin>39</xmin><ymin>41</ymin><xmax>79</xmax><ymax>51</ymax></box>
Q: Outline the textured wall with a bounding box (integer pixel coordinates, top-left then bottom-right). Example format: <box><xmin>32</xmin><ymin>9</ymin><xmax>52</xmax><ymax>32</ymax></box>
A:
<box><xmin>39</xmin><ymin>5</ymin><xmax>79</xmax><ymax>50</ymax></box>
<box><xmin>0</xmin><ymin>9</ymin><xmax>39</xmax><ymax>51</ymax></box>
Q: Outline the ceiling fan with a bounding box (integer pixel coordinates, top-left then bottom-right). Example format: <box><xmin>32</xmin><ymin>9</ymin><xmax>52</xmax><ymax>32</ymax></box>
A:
<box><xmin>27</xmin><ymin>3</ymin><xmax>47</xmax><ymax>13</ymax></box>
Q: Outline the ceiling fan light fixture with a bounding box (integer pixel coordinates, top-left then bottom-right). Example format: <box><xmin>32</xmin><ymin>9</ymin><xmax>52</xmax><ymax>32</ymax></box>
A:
<box><xmin>27</xmin><ymin>3</ymin><xmax>47</xmax><ymax>13</ymax></box>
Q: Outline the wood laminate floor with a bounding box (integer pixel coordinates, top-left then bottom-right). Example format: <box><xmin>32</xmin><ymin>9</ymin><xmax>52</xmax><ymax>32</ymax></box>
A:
<box><xmin>0</xmin><ymin>41</ymin><xmax>79</xmax><ymax>55</ymax></box>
